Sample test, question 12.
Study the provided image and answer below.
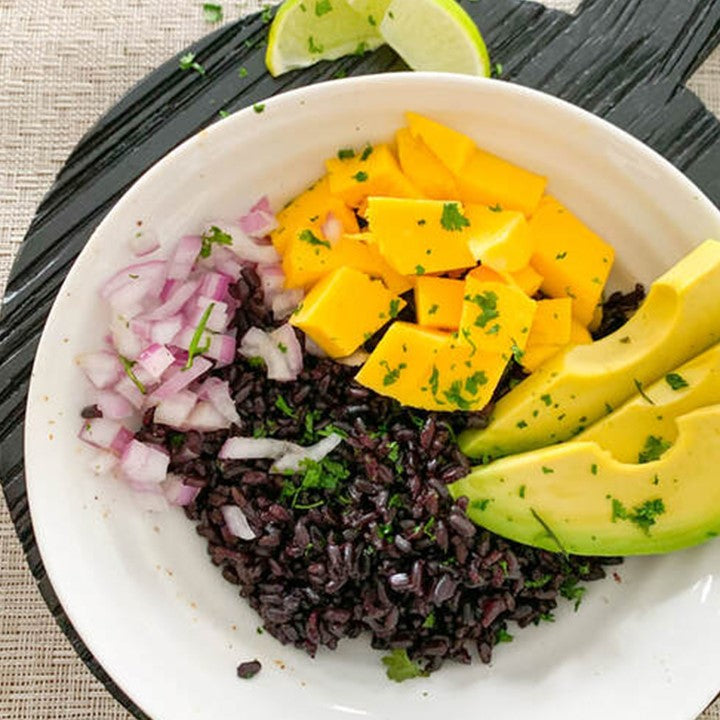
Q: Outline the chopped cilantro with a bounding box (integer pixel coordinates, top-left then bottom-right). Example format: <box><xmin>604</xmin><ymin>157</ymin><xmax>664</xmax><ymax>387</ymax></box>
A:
<box><xmin>282</xmin><ymin>456</ymin><xmax>350</xmax><ymax>508</ymax></box>
<box><xmin>443</xmin><ymin>380</ymin><xmax>473</xmax><ymax>410</ymax></box>
<box><xmin>382</xmin><ymin>649</ymin><xmax>428</xmax><ymax>683</ymax></box>
<box><xmin>368</xmin><ymin>14</ymin><xmax>377</xmax><ymax>25</ymax></box>
<box><xmin>492</xmin><ymin>62</ymin><xmax>503</xmax><ymax>77</ymax></box>
<box><xmin>355</xmin><ymin>41</ymin><xmax>368</xmax><ymax>55</ymax></box>
<box><xmin>519</xmin><ymin>484</ymin><xmax>526</xmax><ymax>498</ymax></box>
<box><xmin>337</xmin><ymin>148</ymin><xmax>355</xmax><ymax>160</ymax></box>
<box><xmin>202</xmin><ymin>3</ymin><xmax>223</xmax><ymax>23</ymax></box>
<box><xmin>517</xmin><ymin>420</ymin><xmax>528</xmax><ymax>429</ymax></box>
<box><xmin>428</xmin><ymin>303</ymin><xmax>440</xmax><ymax>316</ymax></box>
<box><xmin>488</xmin><ymin>203</ymin><xmax>503</xmax><ymax>212</ymax></box>
<box><xmin>511</xmin><ymin>342</ymin><xmax>525</xmax><ymax>363</ymax></box>
<box><xmin>421</xmin><ymin>612</ymin><xmax>436</xmax><ymax>629</ymax></box>
<box><xmin>238</xmin><ymin>66</ymin><xmax>248</xmax><ymax>78</ymax></box>
<box><xmin>315</xmin><ymin>0</ymin><xmax>332</xmax><ymax>15</ymax></box>
<box><xmin>464</xmin><ymin>370</ymin><xmax>488</xmax><ymax>395</ymax></box>
<box><xmin>524</xmin><ymin>574</ymin><xmax>552</xmax><ymax>589</ymax></box>
<box><xmin>440</xmin><ymin>202</ymin><xmax>470</xmax><ymax>231</ymax></box>
<box><xmin>540</xmin><ymin>394</ymin><xmax>552</xmax><ymax>406</ymax></box>
<box><xmin>415</xmin><ymin>264</ymin><xmax>426</xmax><ymax>275</ymax></box>
<box><xmin>253</xmin><ymin>103</ymin><xmax>265</xmax><ymax>113</ymax></box>
<box><xmin>184</xmin><ymin>303</ymin><xmax>214</xmax><ymax>369</ymax></box>
<box><xmin>638</xmin><ymin>435</ymin><xmax>671</xmax><ymax>464</ymax></box>
<box><xmin>417</xmin><ymin>218</ymin><xmax>427</xmax><ymax>226</ymax></box>
<box><xmin>353</xmin><ymin>171</ymin><xmax>369</xmax><ymax>182</ymax></box>
<box><xmin>261</xmin><ymin>4</ymin><xmax>274</xmax><ymax>22</ymax></box>
<box><xmin>274</xmin><ymin>395</ymin><xmax>295</xmax><ymax>418</ymax></box>
<box><xmin>428</xmin><ymin>365</ymin><xmax>442</xmax><ymax>402</ymax></box>
<box><xmin>388</xmin><ymin>493</ymin><xmax>404</xmax><ymax>509</ymax></box>
<box><xmin>168</xmin><ymin>432</ymin><xmax>186</xmax><ymax>449</ymax></box>
<box><xmin>218</xmin><ymin>109</ymin><xmax>230</xmax><ymax>118</ymax></box>
<box><xmin>200</xmin><ymin>225</ymin><xmax>233</xmax><ymax>258</ymax></box>
<box><xmin>277</xmin><ymin>342</ymin><xmax>288</xmax><ymax>354</ymax></box>
<box><xmin>560</xmin><ymin>577</ymin><xmax>586</xmax><ymax>611</ymax></box>
<box><xmin>472</xmin><ymin>498</ymin><xmax>491</xmax><ymax>511</ymax></box>
<box><xmin>308</xmin><ymin>35</ymin><xmax>324</xmax><ymax>54</ymax></box>
<box><xmin>118</xmin><ymin>355</ymin><xmax>146</xmax><ymax>394</ymax></box>
<box><xmin>380</xmin><ymin>360</ymin><xmax>407</xmax><ymax>386</ymax></box>
<box><xmin>555</xmin><ymin>251</ymin><xmax>567</xmax><ymax>260</ymax></box>
<box><xmin>461</xmin><ymin>328</ymin><xmax>477</xmax><ymax>357</ymax></box>
<box><xmin>465</xmin><ymin>290</ymin><xmax>499</xmax><ymax>328</ymax></box>
<box><xmin>634</xmin><ymin>379</ymin><xmax>655</xmax><ymax>404</ymax></box>
<box><xmin>179</xmin><ymin>52</ymin><xmax>205</xmax><ymax>75</ymax></box>
<box><xmin>389</xmin><ymin>299</ymin><xmax>401</xmax><ymax>319</ymax></box>
<box><xmin>298</xmin><ymin>228</ymin><xmax>330</xmax><ymax>249</ymax></box>
<box><xmin>541</xmin><ymin>466</ymin><xmax>554</xmax><ymax>474</ymax></box>
<box><xmin>666</xmin><ymin>373</ymin><xmax>689</xmax><ymax>391</ymax></box>
<box><xmin>591</xmin><ymin>463</ymin><xmax>598</xmax><ymax>475</ymax></box>
<box><xmin>246</xmin><ymin>356</ymin><xmax>265</xmax><ymax>369</ymax></box>
<box><xmin>360</xmin><ymin>144</ymin><xmax>374</xmax><ymax>161</ymax></box>
<box><xmin>610</xmin><ymin>496</ymin><xmax>665</xmax><ymax>535</ymax></box>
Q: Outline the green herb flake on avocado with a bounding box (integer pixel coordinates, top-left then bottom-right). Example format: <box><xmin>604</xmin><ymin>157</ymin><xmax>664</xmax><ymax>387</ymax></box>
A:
<box><xmin>638</xmin><ymin>435</ymin><xmax>672</xmax><ymax>464</ymax></box>
<box><xmin>666</xmin><ymin>373</ymin><xmax>689</xmax><ymax>391</ymax></box>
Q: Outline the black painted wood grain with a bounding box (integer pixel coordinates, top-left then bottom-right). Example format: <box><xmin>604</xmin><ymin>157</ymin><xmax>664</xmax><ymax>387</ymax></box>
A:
<box><xmin>1</xmin><ymin>1</ymin><xmax>719</xmax><ymax>717</ymax></box>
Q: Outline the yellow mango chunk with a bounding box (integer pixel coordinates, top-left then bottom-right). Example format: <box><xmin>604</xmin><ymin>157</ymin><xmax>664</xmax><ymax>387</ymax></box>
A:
<box><xmin>459</xmin><ymin>276</ymin><xmax>537</xmax><ymax>358</ymax></box>
<box><xmin>355</xmin><ymin>322</ymin><xmax>449</xmax><ymax>407</ymax></box>
<box><xmin>367</xmin><ymin>197</ymin><xmax>476</xmax><ymax>275</ymax></box>
<box><xmin>526</xmin><ymin>298</ymin><xmax>573</xmax><ymax>346</ymax></box>
<box><xmin>464</xmin><ymin>205</ymin><xmax>533</xmax><ymax>272</ymax></box>
<box><xmin>406</xmin><ymin>112</ymin><xmax>476</xmax><ymax>176</ymax></box>
<box><xmin>414</xmin><ymin>277</ymin><xmax>465</xmax><ymax>330</ymax></box>
<box><xmin>396</xmin><ymin>127</ymin><xmax>459</xmax><ymax>200</ymax></box>
<box><xmin>326</xmin><ymin>144</ymin><xmax>421</xmax><ymax>208</ymax></box>
<box><xmin>291</xmin><ymin>267</ymin><xmax>405</xmax><ymax>358</ymax></box>
<box><xmin>529</xmin><ymin>195</ymin><xmax>615</xmax><ymax>326</ymax></box>
<box><xmin>456</xmin><ymin>149</ymin><xmax>547</xmax><ymax>216</ymax></box>
<box><xmin>271</xmin><ymin>176</ymin><xmax>359</xmax><ymax>254</ymax></box>
<box><xmin>418</xmin><ymin>337</ymin><xmax>508</xmax><ymax>412</ymax></box>
<box><xmin>521</xmin><ymin>344</ymin><xmax>563</xmax><ymax>373</ymax></box>
<box><xmin>466</xmin><ymin>265</ymin><xmax>512</xmax><ymax>285</ymax></box>
<box><xmin>510</xmin><ymin>264</ymin><xmax>544</xmax><ymax>297</ymax></box>
<box><xmin>522</xmin><ymin>314</ymin><xmax>593</xmax><ymax>373</ymax></box>
<box><xmin>570</xmin><ymin>319</ymin><xmax>593</xmax><ymax>345</ymax></box>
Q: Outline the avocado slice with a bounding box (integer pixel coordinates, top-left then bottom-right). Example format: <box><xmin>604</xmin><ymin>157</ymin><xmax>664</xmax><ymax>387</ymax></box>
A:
<box><xmin>460</xmin><ymin>240</ymin><xmax>720</xmax><ymax>459</ymax></box>
<box><xmin>450</xmin><ymin>405</ymin><xmax>720</xmax><ymax>556</ymax></box>
<box><xmin>578</xmin><ymin>341</ymin><xmax>720</xmax><ymax>462</ymax></box>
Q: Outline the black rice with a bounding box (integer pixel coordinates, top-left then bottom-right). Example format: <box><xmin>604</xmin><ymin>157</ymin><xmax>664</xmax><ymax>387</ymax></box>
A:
<box><xmin>136</xmin><ymin>268</ymin><xmax>633</xmax><ymax>675</ymax></box>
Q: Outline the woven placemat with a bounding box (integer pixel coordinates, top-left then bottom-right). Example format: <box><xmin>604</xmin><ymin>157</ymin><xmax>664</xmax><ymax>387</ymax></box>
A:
<box><xmin>1</xmin><ymin>1</ymin><xmax>719</xmax><ymax>718</ymax></box>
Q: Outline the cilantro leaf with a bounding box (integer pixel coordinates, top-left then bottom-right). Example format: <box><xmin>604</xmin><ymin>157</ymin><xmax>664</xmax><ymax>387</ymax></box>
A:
<box><xmin>298</xmin><ymin>228</ymin><xmax>330</xmax><ymax>249</ymax></box>
<box><xmin>665</xmin><ymin>373</ymin><xmax>689</xmax><ymax>391</ymax></box>
<box><xmin>465</xmin><ymin>291</ymin><xmax>499</xmax><ymax>328</ymax></box>
<box><xmin>440</xmin><ymin>202</ymin><xmax>470</xmax><ymax>231</ymax></box>
<box><xmin>637</xmin><ymin>435</ymin><xmax>671</xmax><ymax>464</ymax></box>
<box><xmin>353</xmin><ymin>171</ymin><xmax>369</xmax><ymax>182</ymax></box>
<box><xmin>118</xmin><ymin>355</ymin><xmax>146</xmax><ymax>394</ymax></box>
<box><xmin>274</xmin><ymin>395</ymin><xmax>295</xmax><ymax>418</ymax></box>
<box><xmin>200</xmin><ymin>225</ymin><xmax>233</xmax><ymax>258</ymax></box>
<box><xmin>381</xmin><ymin>649</ymin><xmax>428</xmax><ymax>683</ymax></box>
<box><xmin>184</xmin><ymin>303</ymin><xmax>214</xmax><ymax>369</ymax></box>
<box><xmin>203</xmin><ymin>3</ymin><xmax>223</xmax><ymax>23</ymax></box>
<box><xmin>179</xmin><ymin>52</ymin><xmax>206</xmax><ymax>75</ymax></box>
<box><xmin>315</xmin><ymin>0</ymin><xmax>332</xmax><ymax>15</ymax></box>
<box><xmin>380</xmin><ymin>360</ymin><xmax>407</xmax><ymax>386</ymax></box>
<box><xmin>308</xmin><ymin>35</ymin><xmax>324</xmax><ymax>54</ymax></box>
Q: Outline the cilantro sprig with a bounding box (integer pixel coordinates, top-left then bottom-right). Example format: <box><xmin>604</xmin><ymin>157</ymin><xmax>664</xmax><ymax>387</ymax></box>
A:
<box><xmin>184</xmin><ymin>303</ymin><xmax>214</xmax><ymax>369</ymax></box>
<box><xmin>381</xmin><ymin>649</ymin><xmax>428</xmax><ymax>683</ymax></box>
<box><xmin>200</xmin><ymin>226</ymin><xmax>233</xmax><ymax>258</ymax></box>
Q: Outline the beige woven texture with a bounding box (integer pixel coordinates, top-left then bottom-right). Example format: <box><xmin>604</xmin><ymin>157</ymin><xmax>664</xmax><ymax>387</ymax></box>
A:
<box><xmin>1</xmin><ymin>0</ymin><xmax>719</xmax><ymax>717</ymax></box>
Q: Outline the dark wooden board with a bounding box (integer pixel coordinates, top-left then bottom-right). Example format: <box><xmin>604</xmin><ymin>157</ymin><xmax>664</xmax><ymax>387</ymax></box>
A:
<box><xmin>1</xmin><ymin>1</ymin><xmax>719</xmax><ymax>717</ymax></box>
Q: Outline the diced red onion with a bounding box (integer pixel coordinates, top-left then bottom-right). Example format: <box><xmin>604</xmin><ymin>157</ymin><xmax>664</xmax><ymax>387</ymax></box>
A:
<box><xmin>251</xmin><ymin>196</ymin><xmax>272</xmax><ymax>215</ymax></box>
<box><xmin>97</xmin><ymin>391</ymin><xmax>135</xmax><ymax>420</ymax></box>
<box><xmin>114</xmin><ymin>375</ymin><xmax>145</xmax><ymax>409</ymax></box>
<box><xmin>130</xmin><ymin>318</ymin><xmax>153</xmax><ymax>342</ymax></box>
<box><xmin>219</xmin><ymin>436</ymin><xmax>302</xmax><ymax>460</ymax></box>
<box><xmin>137</xmin><ymin>343</ymin><xmax>175</xmax><ymax>379</ymax></box>
<box><xmin>221</xmin><ymin>505</ymin><xmax>256</xmax><ymax>540</ymax></box>
<box><xmin>159</xmin><ymin>279</ymin><xmax>178</xmax><ymax>302</ymax></box>
<box><xmin>153</xmin><ymin>389</ymin><xmax>198</xmax><ymax>428</ymax></box>
<box><xmin>239</xmin><ymin>326</ymin><xmax>300</xmax><ymax>382</ymax></box>
<box><xmin>187</xmin><ymin>296</ymin><xmax>229</xmax><ymax>333</ymax></box>
<box><xmin>101</xmin><ymin>261</ymin><xmax>166</xmax><ymax>314</ymax></box>
<box><xmin>79</xmin><ymin>418</ymin><xmax>133</xmax><ymax>455</ymax></box>
<box><xmin>337</xmin><ymin>350</ymin><xmax>369</xmax><ymax>367</ymax></box>
<box><xmin>162</xmin><ymin>475</ymin><xmax>200</xmax><ymax>506</ymax></box>
<box><xmin>150</xmin><ymin>315</ymin><xmax>184</xmax><ymax>345</ymax></box>
<box><xmin>272</xmin><ymin>434</ymin><xmax>344</xmax><ymax>474</ymax></box>
<box><xmin>197</xmin><ymin>377</ymin><xmax>240</xmax><ymax>424</ymax></box>
<box><xmin>198</xmin><ymin>272</ymin><xmax>231</xmax><ymax>301</ymax></box>
<box><xmin>76</xmin><ymin>351</ymin><xmax>122</xmax><ymax>389</ymax></box>
<box><xmin>129</xmin><ymin>229</ymin><xmax>160</xmax><ymax>257</ymax></box>
<box><xmin>184</xmin><ymin>400</ymin><xmax>230</xmax><ymax>431</ymax></box>
<box><xmin>272</xmin><ymin>289</ymin><xmax>304</xmax><ymax>321</ymax></box>
<box><xmin>204</xmin><ymin>333</ymin><xmax>236</xmax><ymax>368</ymax></box>
<box><xmin>208</xmin><ymin>221</ymin><xmax>280</xmax><ymax>265</ymax></box>
<box><xmin>148</xmin><ymin>356</ymin><xmax>212</xmax><ymax>403</ymax></box>
<box><xmin>239</xmin><ymin>208</ymin><xmax>279</xmax><ymax>238</ymax></box>
<box><xmin>304</xmin><ymin>336</ymin><xmax>328</xmax><ymax>358</ymax></box>
<box><xmin>110</xmin><ymin>315</ymin><xmax>145</xmax><ymax>359</ymax></box>
<box><xmin>321</xmin><ymin>212</ymin><xmax>343</xmax><ymax>245</ymax></box>
<box><xmin>167</xmin><ymin>235</ymin><xmax>202</xmax><ymax>281</ymax></box>
<box><xmin>120</xmin><ymin>439</ymin><xmax>169</xmax><ymax>485</ymax></box>
<box><xmin>257</xmin><ymin>264</ymin><xmax>285</xmax><ymax>305</ymax></box>
<box><xmin>208</xmin><ymin>246</ymin><xmax>243</xmax><ymax>281</ymax></box>
<box><xmin>143</xmin><ymin>279</ymin><xmax>200</xmax><ymax>321</ymax></box>
<box><xmin>270</xmin><ymin>324</ymin><xmax>303</xmax><ymax>376</ymax></box>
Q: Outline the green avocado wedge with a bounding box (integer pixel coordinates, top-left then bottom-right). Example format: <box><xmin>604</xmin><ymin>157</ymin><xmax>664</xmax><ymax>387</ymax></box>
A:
<box><xmin>450</xmin><ymin>405</ymin><xmax>720</xmax><ymax>556</ymax></box>
<box><xmin>578</xmin><ymin>340</ymin><xmax>720</xmax><ymax>462</ymax></box>
<box><xmin>459</xmin><ymin>240</ymin><xmax>720</xmax><ymax>460</ymax></box>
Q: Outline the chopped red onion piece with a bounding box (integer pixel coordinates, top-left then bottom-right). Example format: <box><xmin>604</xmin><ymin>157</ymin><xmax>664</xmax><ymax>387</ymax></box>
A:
<box><xmin>188</xmin><ymin>297</ymin><xmax>229</xmax><ymax>333</ymax></box>
<box><xmin>162</xmin><ymin>475</ymin><xmax>200</xmax><ymax>506</ymax></box>
<box><xmin>76</xmin><ymin>351</ymin><xmax>122</xmax><ymax>389</ymax></box>
<box><xmin>148</xmin><ymin>356</ymin><xmax>212</xmax><ymax>403</ymax></box>
<box><xmin>205</xmin><ymin>333</ymin><xmax>236</xmax><ymax>368</ymax></box>
<box><xmin>337</xmin><ymin>350</ymin><xmax>369</xmax><ymax>367</ymax></box>
<box><xmin>137</xmin><ymin>343</ymin><xmax>175</xmax><ymax>379</ymax></box>
<box><xmin>221</xmin><ymin>505</ymin><xmax>256</xmax><ymax>540</ymax></box>
<box><xmin>184</xmin><ymin>400</ymin><xmax>230</xmax><ymax>431</ymax></box>
<box><xmin>219</xmin><ymin>436</ymin><xmax>302</xmax><ymax>460</ymax></box>
<box><xmin>239</xmin><ymin>327</ymin><xmax>298</xmax><ymax>382</ymax></box>
<box><xmin>321</xmin><ymin>212</ymin><xmax>343</xmax><ymax>245</ymax></box>
<box><xmin>130</xmin><ymin>317</ymin><xmax>153</xmax><ymax>342</ymax></box>
<box><xmin>120</xmin><ymin>439</ymin><xmax>170</xmax><ymax>485</ymax></box>
<box><xmin>114</xmin><ymin>375</ymin><xmax>145</xmax><ymax>409</ymax></box>
<box><xmin>79</xmin><ymin>418</ymin><xmax>133</xmax><ymax>456</ymax></box>
<box><xmin>257</xmin><ymin>264</ymin><xmax>285</xmax><ymax>305</ymax></box>
<box><xmin>208</xmin><ymin>221</ymin><xmax>280</xmax><ymax>265</ymax></box>
<box><xmin>101</xmin><ymin>261</ymin><xmax>166</xmax><ymax>308</ymax></box>
<box><xmin>270</xmin><ymin>324</ymin><xmax>303</xmax><ymax>376</ymax></box>
<box><xmin>304</xmin><ymin>335</ymin><xmax>328</xmax><ymax>358</ymax></box>
<box><xmin>197</xmin><ymin>377</ymin><xmax>240</xmax><ymax>424</ymax></box>
<box><xmin>271</xmin><ymin>289</ymin><xmax>303</xmax><ymax>322</ymax></box>
<box><xmin>110</xmin><ymin>315</ymin><xmax>144</xmax><ymax>359</ymax></box>
<box><xmin>143</xmin><ymin>279</ymin><xmax>200</xmax><ymax>321</ymax></box>
<box><xmin>129</xmin><ymin>229</ymin><xmax>160</xmax><ymax>257</ymax></box>
<box><xmin>251</xmin><ymin>196</ymin><xmax>272</xmax><ymax>214</ymax></box>
<box><xmin>150</xmin><ymin>315</ymin><xmax>184</xmax><ymax>345</ymax></box>
<box><xmin>167</xmin><ymin>235</ymin><xmax>202</xmax><ymax>281</ymax></box>
<box><xmin>272</xmin><ymin>434</ymin><xmax>344</xmax><ymax>473</ymax></box>
<box><xmin>239</xmin><ymin>209</ymin><xmax>279</xmax><ymax>238</ymax></box>
<box><xmin>209</xmin><ymin>247</ymin><xmax>243</xmax><ymax>281</ymax></box>
<box><xmin>198</xmin><ymin>272</ymin><xmax>231</xmax><ymax>301</ymax></box>
<box><xmin>97</xmin><ymin>391</ymin><xmax>135</xmax><ymax>420</ymax></box>
<box><xmin>154</xmin><ymin>389</ymin><xmax>198</xmax><ymax>428</ymax></box>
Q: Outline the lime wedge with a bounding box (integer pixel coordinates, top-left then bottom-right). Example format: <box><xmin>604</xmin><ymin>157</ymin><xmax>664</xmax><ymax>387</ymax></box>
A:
<box><xmin>266</xmin><ymin>0</ymin><xmax>384</xmax><ymax>77</ymax></box>
<box><xmin>379</xmin><ymin>0</ymin><xmax>490</xmax><ymax>76</ymax></box>
<box><xmin>346</xmin><ymin>0</ymin><xmax>392</xmax><ymax>21</ymax></box>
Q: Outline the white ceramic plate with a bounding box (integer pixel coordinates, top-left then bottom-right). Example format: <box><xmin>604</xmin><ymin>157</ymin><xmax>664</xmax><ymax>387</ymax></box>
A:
<box><xmin>25</xmin><ymin>73</ymin><xmax>720</xmax><ymax>720</ymax></box>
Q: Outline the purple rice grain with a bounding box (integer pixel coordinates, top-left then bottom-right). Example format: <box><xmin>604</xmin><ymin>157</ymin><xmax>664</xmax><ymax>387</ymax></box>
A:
<box><xmin>236</xmin><ymin>660</ymin><xmax>262</xmax><ymax>679</ymax></box>
<box><xmin>137</xmin><ymin>267</ymin><xmax>634</xmax><ymax>675</ymax></box>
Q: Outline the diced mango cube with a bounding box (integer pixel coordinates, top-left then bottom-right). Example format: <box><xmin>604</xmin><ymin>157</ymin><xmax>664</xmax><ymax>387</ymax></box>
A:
<box><xmin>459</xmin><ymin>276</ymin><xmax>537</xmax><ymax>358</ymax></box>
<box><xmin>456</xmin><ymin>149</ymin><xmax>547</xmax><ymax>216</ymax></box>
<box><xmin>406</xmin><ymin>112</ymin><xmax>476</xmax><ymax>175</ymax></box>
<box><xmin>529</xmin><ymin>195</ymin><xmax>615</xmax><ymax>326</ymax></box>
<box><xmin>396</xmin><ymin>127</ymin><xmax>459</xmax><ymax>200</ymax></box>
<box><xmin>466</xmin><ymin>265</ymin><xmax>512</xmax><ymax>285</ymax></box>
<box><xmin>570</xmin><ymin>318</ymin><xmax>593</xmax><ymax>345</ymax></box>
<box><xmin>355</xmin><ymin>322</ymin><xmax>449</xmax><ymax>407</ymax></box>
<box><xmin>367</xmin><ymin>197</ymin><xmax>476</xmax><ymax>275</ymax></box>
<box><xmin>326</xmin><ymin>144</ymin><xmax>421</xmax><ymax>208</ymax></box>
<box><xmin>418</xmin><ymin>337</ymin><xmax>508</xmax><ymax>412</ymax></box>
<box><xmin>521</xmin><ymin>311</ymin><xmax>594</xmax><ymax>373</ymax></box>
<box><xmin>291</xmin><ymin>267</ymin><xmax>405</xmax><ymax>358</ymax></box>
<box><xmin>510</xmin><ymin>264</ymin><xmax>544</xmax><ymax>297</ymax></box>
<box><xmin>414</xmin><ymin>277</ymin><xmax>465</xmax><ymax>330</ymax></box>
<box><xmin>526</xmin><ymin>298</ymin><xmax>573</xmax><ymax>347</ymax></box>
<box><xmin>271</xmin><ymin>176</ymin><xmax>359</xmax><ymax>254</ymax></box>
<box><xmin>521</xmin><ymin>344</ymin><xmax>564</xmax><ymax>373</ymax></box>
<box><xmin>464</xmin><ymin>205</ymin><xmax>533</xmax><ymax>272</ymax></box>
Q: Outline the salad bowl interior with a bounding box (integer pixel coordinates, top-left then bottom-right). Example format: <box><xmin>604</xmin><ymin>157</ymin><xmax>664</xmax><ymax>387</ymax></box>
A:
<box><xmin>24</xmin><ymin>72</ymin><xmax>720</xmax><ymax>720</ymax></box>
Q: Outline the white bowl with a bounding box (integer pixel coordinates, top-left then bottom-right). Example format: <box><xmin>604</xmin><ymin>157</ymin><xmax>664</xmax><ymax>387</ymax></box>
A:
<box><xmin>25</xmin><ymin>73</ymin><xmax>720</xmax><ymax>720</ymax></box>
